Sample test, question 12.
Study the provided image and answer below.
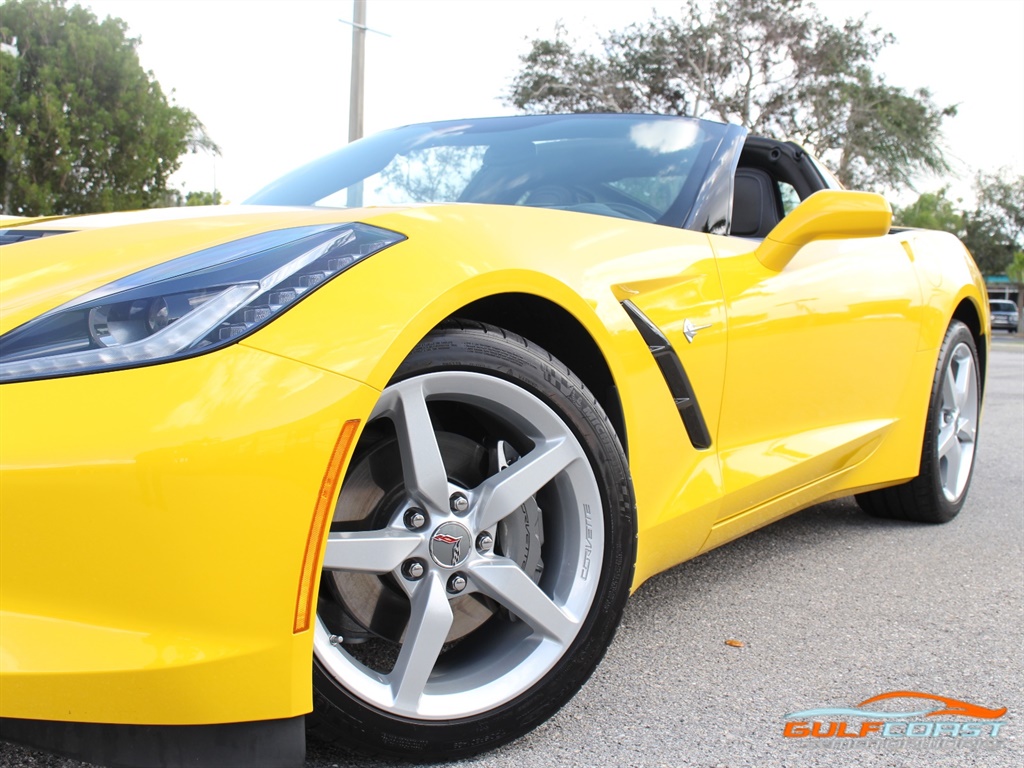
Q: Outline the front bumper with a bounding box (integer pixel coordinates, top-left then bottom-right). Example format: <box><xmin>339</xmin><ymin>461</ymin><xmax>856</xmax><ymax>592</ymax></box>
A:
<box><xmin>0</xmin><ymin>345</ymin><xmax>376</xmax><ymax>731</ymax></box>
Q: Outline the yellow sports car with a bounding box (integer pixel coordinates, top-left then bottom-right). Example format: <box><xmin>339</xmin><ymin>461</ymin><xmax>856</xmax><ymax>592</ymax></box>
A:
<box><xmin>0</xmin><ymin>115</ymin><xmax>988</xmax><ymax>767</ymax></box>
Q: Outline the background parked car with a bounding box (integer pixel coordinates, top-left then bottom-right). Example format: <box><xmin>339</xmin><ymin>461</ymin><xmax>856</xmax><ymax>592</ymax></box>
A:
<box><xmin>989</xmin><ymin>299</ymin><xmax>1020</xmax><ymax>333</ymax></box>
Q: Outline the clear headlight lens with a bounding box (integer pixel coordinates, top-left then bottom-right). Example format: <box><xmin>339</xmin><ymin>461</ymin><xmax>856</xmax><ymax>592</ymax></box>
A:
<box><xmin>0</xmin><ymin>223</ymin><xmax>404</xmax><ymax>382</ymax></box>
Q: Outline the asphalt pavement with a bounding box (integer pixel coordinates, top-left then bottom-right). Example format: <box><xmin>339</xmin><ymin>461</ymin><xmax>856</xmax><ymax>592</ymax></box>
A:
<box><xmin>3</xmin><ymin>339</ymin><xmax>1021</xmax><ymax>768</ymax></box>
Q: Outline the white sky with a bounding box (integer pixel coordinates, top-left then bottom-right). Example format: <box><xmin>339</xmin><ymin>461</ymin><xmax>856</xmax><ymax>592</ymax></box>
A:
<box><xmin>77</xmin><ymin>0</ymin><xmax>1024</xmax><ymax>205</ymax></box>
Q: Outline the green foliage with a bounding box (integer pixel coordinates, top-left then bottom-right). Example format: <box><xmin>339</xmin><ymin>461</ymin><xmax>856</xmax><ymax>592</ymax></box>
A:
<box><xmin>507</xmin><ymin>0</ymin><xmax>953</xmax><ymax>191</ymax></box>
<box><xmin>150</xmin><ymin>188</ymin><xmax>222</xmax><ymax>208</ymax></box>
<box><xmin>893</xmin><ymin>187</ymin><xmax>964</xmax><ymax>235</ymax></box>
<box><xmin>963</xmin><ymin>171</ymin><xmax>1024</xmax><ymax>276</ymax></box>
<box><xmin>185</xmin><ymin>189</ymin><xmax>222</xmax><ymax>206</ymax></box>
<box><xmin>806</xmin><ymin>73</ymin><xmax>956</xmax><ymax>192</ymax></box>
<box><xmin>0</xmin><ymin>0</ymin><xmax>217</xmax><ymax>216</ymax></box>
<box><xmin>898</xmin><ymin>173</ymin><xmax>1024</xmax><ymax>276</ymax></box>
<box><xmin>1007</xmin><ymin>251</ymin><xmax>1024</xmax><ymax>284</ymax></box>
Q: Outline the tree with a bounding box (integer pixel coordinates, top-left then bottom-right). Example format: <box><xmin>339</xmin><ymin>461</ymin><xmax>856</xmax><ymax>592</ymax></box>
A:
<box><xmin>507</xmin><ymin>0</ymin><xmax>954</xmax><ymax>191</ymax></box>
<box><xmin>1006</xmin><ymin>251</ymin><xmax>1024</xmax><ymax>285</ymax></box>
<box><xmin>893</xmin><ymin>187</ymin><xmax>964</xmax><ymax>235</ymax></box>
<box><xmin>184</xmin><ymin>189</ymin><xmax>222</xmax><ymax>206</ymax></box>
<box><xmin>152</xmin><ymin>188</ymin><xmax>223</xmax><ymax>208</ymax></box>
<box><xmin>963</xmin><ymin>171</ymin><xmax>1024</xmax><ymax>276</ymax></box>
<box><xmin>896</xmin><ymin>172</ymin><xmax>1024</xmax><ymax>276</ymax></box>
<box><xmin>0</xmin><ymin>0</ymin><xmax>217</xmax><ymax>216</ymax></box>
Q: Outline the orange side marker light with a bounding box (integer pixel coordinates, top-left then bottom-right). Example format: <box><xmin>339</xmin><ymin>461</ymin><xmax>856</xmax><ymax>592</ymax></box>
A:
<box><xmin>294</xmin><ymin>419</ymin><xmax>360</xmax><ymax>633</ymax></box>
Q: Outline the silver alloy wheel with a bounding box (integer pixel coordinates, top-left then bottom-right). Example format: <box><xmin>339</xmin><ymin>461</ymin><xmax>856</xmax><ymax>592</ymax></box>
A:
<box><xmin>314</xmin><ymin>371</ymin><xmax>604</xmax><ymax>720</ymax></box>
<box><xmin>936</xmin><ymin>341</ymin><xmax>978</xmax><ymax>502</ymax></box>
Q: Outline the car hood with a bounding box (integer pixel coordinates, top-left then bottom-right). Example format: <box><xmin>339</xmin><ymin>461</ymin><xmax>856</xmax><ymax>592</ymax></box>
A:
<box><xmin>0</xmin><ymin>205</ymin><xmax>411</xmax><ymax>335</ymax></box>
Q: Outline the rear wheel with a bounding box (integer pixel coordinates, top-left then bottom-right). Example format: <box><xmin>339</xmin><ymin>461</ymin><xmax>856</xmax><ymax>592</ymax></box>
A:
<box><xmin>856</xmin><ymin>320</ymin><xmax>981</xmax><ymax>523</ymax></box>
<box><xmin>310</xmin><ymin>321</ymin><xmax>635</xmax><ymax>759</ymax></box>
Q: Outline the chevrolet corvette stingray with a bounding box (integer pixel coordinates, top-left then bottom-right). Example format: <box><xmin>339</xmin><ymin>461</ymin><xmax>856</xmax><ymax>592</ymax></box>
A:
<box><xmin>0</xmin><ymin>114</ymin><xmax>988</xmax><ymax>767</ymax></box>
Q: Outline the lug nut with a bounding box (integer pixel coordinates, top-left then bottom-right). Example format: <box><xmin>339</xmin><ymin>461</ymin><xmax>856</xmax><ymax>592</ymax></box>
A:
<box><xmin>404</xmin><ymin>508</ymin><xmax>427</xmax><ymax>530</ymax></box>
<box><xmin>402</xmin><ymin>559</ymin><xmax>425</xmax><ymax>581</ymax></box>
<box><xmin>449</xmin><ymin>492</ymin><xmax>469</xmax><ymax>513</ymax></box>
<box><xmin>447</xmin><ymin>573</ymin><xmax>467</xmax><ymax>594</ymax></box>
<box><xmin>476</xmin><ymin>533</ymin><xmax>494</xmax><ymax>552</ymax></box>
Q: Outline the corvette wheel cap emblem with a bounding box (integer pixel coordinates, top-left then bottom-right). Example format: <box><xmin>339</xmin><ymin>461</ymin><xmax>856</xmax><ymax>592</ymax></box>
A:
<box><xmin>430</xmin><ymin>522</ymin><xmax>470</xmax><ymax>568</ymax></box>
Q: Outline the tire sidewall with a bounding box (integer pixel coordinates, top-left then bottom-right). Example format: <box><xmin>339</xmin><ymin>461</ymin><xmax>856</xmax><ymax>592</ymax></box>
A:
<box><xmin>919</xmin><ymin>321</ymin><xmax>981</xmax><ymax>522</ymax></box>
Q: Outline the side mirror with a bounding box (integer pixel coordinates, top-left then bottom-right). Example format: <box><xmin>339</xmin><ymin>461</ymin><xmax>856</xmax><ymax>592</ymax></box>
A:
<box><xmin>755</xmin><ymin>190</ymin><xmax>892</xmax><ymax>271</ymax></box>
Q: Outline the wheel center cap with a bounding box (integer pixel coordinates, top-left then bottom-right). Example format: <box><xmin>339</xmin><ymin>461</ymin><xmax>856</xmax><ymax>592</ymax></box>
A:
<box><xmin>429</xmin><ymin>522</ymin><xmax>471</xmax><ymax>568</ymax></box>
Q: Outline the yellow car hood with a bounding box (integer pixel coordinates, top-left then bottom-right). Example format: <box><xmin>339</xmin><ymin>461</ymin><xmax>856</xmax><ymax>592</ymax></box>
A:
<box><xmin>0</xmin><ymin>205</ymin><xmax>410</xmax><ymax>334</ymax></box>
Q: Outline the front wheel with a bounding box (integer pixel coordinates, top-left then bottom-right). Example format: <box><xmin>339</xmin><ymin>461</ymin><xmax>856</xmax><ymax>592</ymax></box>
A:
<box><xmin>309</xmin><ymin>321</ymin><xmax>635</xmax><ymax>760</ymax></box>
<box><xmin>857</xmin><ymin>320</ymin><xmax>981</xmax><ymax>523</ymax></box>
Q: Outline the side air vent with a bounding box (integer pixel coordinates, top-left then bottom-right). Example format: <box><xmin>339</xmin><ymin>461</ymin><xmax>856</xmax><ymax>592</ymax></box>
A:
<box><xmin>620</xmin><ymin>300</ymin><xmax>712</xmax><ymax>450</ymax></box>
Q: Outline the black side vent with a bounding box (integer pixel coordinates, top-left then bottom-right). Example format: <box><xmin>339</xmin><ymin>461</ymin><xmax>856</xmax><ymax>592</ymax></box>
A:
<box><xmin>621</xmin><ymin>300</ymin><xmax>712</xmax><ymax>450</ymax></box>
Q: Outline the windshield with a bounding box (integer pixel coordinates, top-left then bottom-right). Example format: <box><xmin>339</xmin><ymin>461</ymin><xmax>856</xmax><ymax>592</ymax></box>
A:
<box><xmin>246</xmin><ymin>115</ymin><xmax>734</xmax><ymax>227</ymax></box>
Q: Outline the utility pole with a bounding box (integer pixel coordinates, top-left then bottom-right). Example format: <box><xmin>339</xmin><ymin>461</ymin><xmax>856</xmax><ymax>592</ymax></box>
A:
<box><xmin>340</xmin><ymin>1</ymin><xmax>388</xmax><ymax>206</ymax></box>
<box><xmin>348</xmin><ymin>0</ymin><xmax>366</xmax><ymax>144</ymax></box>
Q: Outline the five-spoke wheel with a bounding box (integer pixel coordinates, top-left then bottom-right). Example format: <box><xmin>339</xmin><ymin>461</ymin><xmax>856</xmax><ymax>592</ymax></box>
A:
<box><xmin>309</xmin><ymin>322</ymin><xmax>635</xmax><ymax>759</ymax></box>
<box><xmin>935</xmin><ymin>341</ymin><xmax>978</xmax><ymax>503</ymax></box>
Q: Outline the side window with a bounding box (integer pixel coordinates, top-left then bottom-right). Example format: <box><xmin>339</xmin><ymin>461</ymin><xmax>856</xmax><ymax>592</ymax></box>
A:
<box><xmin>778</xmin><ymin>181</ymin><xmax>801</xmax><ymax>216</ymax></box>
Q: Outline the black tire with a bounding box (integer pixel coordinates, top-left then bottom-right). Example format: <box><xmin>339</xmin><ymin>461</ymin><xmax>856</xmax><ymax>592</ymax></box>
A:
<box><xmin>309</xmin><ymin>320</ymin><xmax>636</xmax><ymax>760</ymax></box>
<box><xmin>856</xmin><ymin>320</ymin><xmax>981</xmax><ymax>523</ymax></box>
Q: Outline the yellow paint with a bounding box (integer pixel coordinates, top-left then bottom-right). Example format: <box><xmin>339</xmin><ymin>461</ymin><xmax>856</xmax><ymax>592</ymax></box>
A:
<box><xmin>0</xmin><ymin>196</ymin><xmax>988</xmax><ymax>727</ymax></box>
<box><xmin>1</xmin><ymin>345</ymin><xmax>378</xmax><ymax>723</ymax></box>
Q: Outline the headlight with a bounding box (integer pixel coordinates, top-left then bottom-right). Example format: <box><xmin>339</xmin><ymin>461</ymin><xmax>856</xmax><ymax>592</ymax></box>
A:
<box><xmin>0</xmin><ymin>223</ymin><xmax>404</xmax><ymax>382</ymax></box>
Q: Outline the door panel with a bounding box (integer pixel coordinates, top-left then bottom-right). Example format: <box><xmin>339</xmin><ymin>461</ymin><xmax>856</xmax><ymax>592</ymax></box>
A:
<box><xmin>709</xmin><ymin>234</ymin><xmax>924</xmax><ymax>522</ymax></box>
